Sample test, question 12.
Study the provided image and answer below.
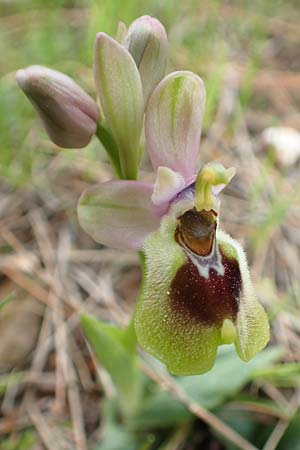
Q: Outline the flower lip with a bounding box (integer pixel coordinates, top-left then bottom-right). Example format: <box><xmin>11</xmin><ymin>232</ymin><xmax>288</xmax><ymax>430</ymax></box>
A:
<box><xmin>169</xmin><ymin>248</ymin><xmax>241</xmax><ymax>327</ymax></box>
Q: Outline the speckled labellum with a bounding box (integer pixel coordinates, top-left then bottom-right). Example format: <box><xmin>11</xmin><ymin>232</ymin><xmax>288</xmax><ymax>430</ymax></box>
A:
<box><xmin>134</xmin><ymin>165</ymin><xmax>269</xmax><ymax>375</ymax></box>
<box><xmin>172</xmin><ymin>208</ymin><xmax>241</xmax><ymax>333</ymax></box>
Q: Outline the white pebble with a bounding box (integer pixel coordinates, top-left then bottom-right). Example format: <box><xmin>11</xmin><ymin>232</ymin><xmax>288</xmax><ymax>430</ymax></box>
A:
<box><xmin>261</xmin><ymin>126</ymin><xmax>300</xmax><ymax>167</ymax></box>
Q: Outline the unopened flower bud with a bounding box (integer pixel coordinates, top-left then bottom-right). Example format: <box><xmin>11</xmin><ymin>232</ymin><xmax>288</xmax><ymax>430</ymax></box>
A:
<box><xmin>16</xmin><ymin>65</ymin><xmax>99</xmax><ymax>148</ymax></box>
<box><xmin>125</xmin><ymin>15</ymin><xmax>168</xmax><ymax>104</ymax></box>
<box><xmin>94</xmin><ymin>33</ymin><xmax>144</xmax><ymax>180</ymax></box>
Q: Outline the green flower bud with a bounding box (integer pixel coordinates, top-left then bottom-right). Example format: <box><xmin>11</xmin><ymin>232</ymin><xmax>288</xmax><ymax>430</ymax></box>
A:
<box><xmin>16</xmin><ymin>66</ymin><xmax>99</xmax><ymax>148</ymax></box>
<box><xmin>125</xmin><ymin>15</ymin><xmax>168</xmax><ymax>104</ymax></box>
<box><xmin>94</xmin><ymin>33</ymin><xmax>144</xmax><ymax>180</ymax></box>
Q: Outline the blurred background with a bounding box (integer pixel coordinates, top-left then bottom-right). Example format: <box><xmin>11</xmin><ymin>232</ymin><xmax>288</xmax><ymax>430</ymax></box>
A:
<box><xmin>1</xmin><ymin>0</ymin><xmax>300</xmax><ymax>449</ymax></box>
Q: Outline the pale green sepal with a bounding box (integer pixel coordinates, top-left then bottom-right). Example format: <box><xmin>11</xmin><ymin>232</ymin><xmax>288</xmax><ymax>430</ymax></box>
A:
<box><xmin>94</xmin><ymin>33</ymin><xmax>144</xmax><ymax>179</ymax></box>
<box><xmin>78</xmin><ymin>180</ymin><xmax>159</xmax><ymax>251</ymax></box>
<box><xmin>0</xmin><ymin>292</ymin><xmax>14</xmax><ymax>311</ymax></box>
<box><xmin>80</xmin><ymin>314</ymin><xmax>142</xmax><ymax>419</ymax></box>
<box><xmin>217</xmin><ymin>230</ymin><xmax>270</xmax><ymax>361</ymax></box>
<box><xmin>135</xmin><ymin>215</ymin><xmax>220</xmax><ymax>376</ymax></box>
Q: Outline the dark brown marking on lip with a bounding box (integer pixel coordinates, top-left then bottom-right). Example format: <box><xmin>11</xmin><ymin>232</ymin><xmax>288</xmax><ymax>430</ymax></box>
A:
<box><xmin>175</xmin><ymin>209</ymin><xmax>217</xmax><ymax>257</ymax></box>
<box><xmin>169</xmin><ymin>250</ymin><xmax>242</xmax><ymax>327</ymax></box>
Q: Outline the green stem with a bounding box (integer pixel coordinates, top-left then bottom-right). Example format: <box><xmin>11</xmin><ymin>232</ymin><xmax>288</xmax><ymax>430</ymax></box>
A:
<box><xmin>96</xmin><ymin>124</ymin><xmax>123</xmax><ymax>179</ymax></box>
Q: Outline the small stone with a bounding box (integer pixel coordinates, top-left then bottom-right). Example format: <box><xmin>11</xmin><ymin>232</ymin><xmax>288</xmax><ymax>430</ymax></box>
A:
<box><xmin>261</xmin><ymin>126</ymin><xmax>300</xmax><ymax>167</ymax></box>
<box><xmin>0</xmin><ymin>284</ymin><xmax>43</xmax><ymax>371</ymax></box>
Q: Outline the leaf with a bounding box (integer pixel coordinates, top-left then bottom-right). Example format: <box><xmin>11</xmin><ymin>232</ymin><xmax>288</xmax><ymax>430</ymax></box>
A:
<box><xmin>277</xmin><ymin>413</ymin><xmax>300</xmax><ymax>450</ymax></box>
<box><xmin>179</xmin><ymin>346</ymin><xmax>282</xmax><ymax>409</ymax></box>
<box><xmin>0</xmin><ymin>372</ymin><xmax>24</xmax><ymax>395</ymax></box>
<box><xmin>214</xmin><ymin>405</ymin><xmax>299</xmax><ymax>450</ymax></box>
<box><xmin>0</xmin><ymin>430</ymin><xmax>37</xmax><ymax>450</ymax></box>
<box><xmin>0</xmin><ymin>292</ymin><xmax>14</xmax><ymax>311</ymax></box>
<box><xmin>94</xmin><ymin>399</ymin><xmax>153</xmax><ymax>450</ymax></box>
<box><xmin>95</xmin><ymin>422</ymin><xmax>139</xmax><ymax>450</ymax></box>
<box><xmin>252</xmin><ymin>362</ymin><xmax>300</xmax><ymax>387</ymax></box>
<box><xmin>213</xmin><ymin>406</ymin><xmax>271</xmax><ymax>450</ymax></box>
<box><xmin>225</xmin><ymin>395</ymin><xmax>288</xmax><ymax>420</ymax></box>
<box><xmin>133</xmin><ymin>346</ymin><xmax>282</xmax><ymax>429</ymax></box>
<box><xmin>80</xmin><ymin>314</ymin><xmax>142</xmax><ymax>418</ymax></box>
<box><xmin>131</xmin><ymin>392</ymin><xmax>190</xmax><ymax>429</ymax></box>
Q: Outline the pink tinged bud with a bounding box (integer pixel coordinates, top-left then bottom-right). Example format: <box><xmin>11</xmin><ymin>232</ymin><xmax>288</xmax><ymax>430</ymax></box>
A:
<box><xmin>16</xmin><ymin>66</ymin><xmax>99</xmax><ymax>148</ymax></box>
<box><xmin>145</xmin><ymin>71</ymin><xmax>206</xmax><ymax>182</ymax></box>
<box><xmin>94</xmin><ymin>33</ymin><xmax>144</xmax><ymax>180</ymax></box>
<box><xmin>125</xmin><ymin>15</ymin><xmax>168</xmax><ymax>104</ymax></box>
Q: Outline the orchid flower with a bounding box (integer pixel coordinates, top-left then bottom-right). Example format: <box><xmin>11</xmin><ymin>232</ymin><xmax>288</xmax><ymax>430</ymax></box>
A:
<box><xmin>78</xmin><ymin>68</ymin><xmax>269</xmax><ymax>375</ymax></box>
<box><xmin>17</xmin><ymin>15</ymin><xmax>269</xmax><ymax>376</ymax></box>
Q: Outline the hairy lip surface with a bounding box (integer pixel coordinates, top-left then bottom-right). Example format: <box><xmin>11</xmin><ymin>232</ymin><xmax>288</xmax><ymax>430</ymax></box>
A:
<box><xmin>169</xmin><ymin>249</ymin><xmax>241</xmax><ymax>327</ymax></box>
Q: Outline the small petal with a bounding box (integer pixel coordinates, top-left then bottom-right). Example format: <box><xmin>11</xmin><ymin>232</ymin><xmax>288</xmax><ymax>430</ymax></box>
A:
<box><xmin>94</xmin><ymin>33</ymin><xmax>144</xmax><ymax>179</ymax></box>
<box><xmin>217</xmin><ymin>231</ymin><xmax>270</xmax><ymax>361</ymax></box>
<box><xmin>78</xmin><ymin>180</ymin><xmax>159</xmax><ymax>250</ymax></box>
<box><xmin>151</xmin><ymin>166</ymin><xmax>186</xmax><ymax>206</ymax></box>
<box><xmin>220</xmin><ymin>319</ymin><xmax>237</xmax><ymax>345</ymax></box>
<box><xmin>16</xmin><ymin>65</ymin><xmax>99</xmax><ymax>148</ymax></box>
<box><xmin>125</xmin><ymin>15</ymin><xmax>168</xmax><ymax>104</ymax></box>
<box><xmin>145</xmin><ymin>71</ymin><xmax>206</xmax><ymax>181</ymax></box>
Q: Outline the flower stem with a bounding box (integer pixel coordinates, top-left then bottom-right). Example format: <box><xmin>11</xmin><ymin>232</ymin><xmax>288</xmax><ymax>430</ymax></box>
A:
<box><xmin>95</xmin><ymin>124</ymin><xmax>123</xmax><ymax>179</ymax></box>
